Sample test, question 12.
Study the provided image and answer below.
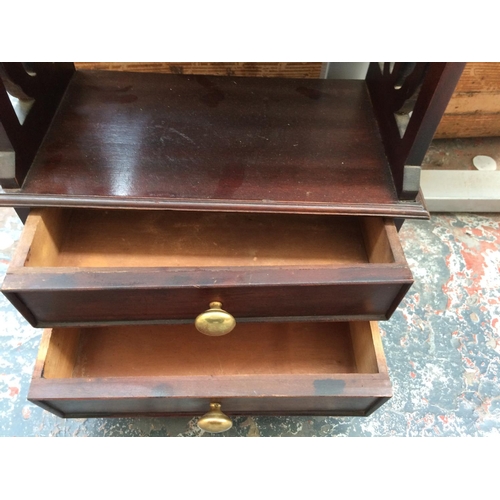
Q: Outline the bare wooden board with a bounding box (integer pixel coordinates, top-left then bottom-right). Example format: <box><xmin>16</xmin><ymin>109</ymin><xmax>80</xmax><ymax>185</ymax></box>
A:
<box><xmin>448</xmin><ymin>63</ymin><xmax>500</xmax><ymax>93</ymax></box>
<box><xmin>74</xmin><ymin>62</ymin><xmax>323</xmax><ymax>79</ymax></box>
<box><xmin>26</xmin><ymin>209</ymin><xmax>373</xmax><ymax>268</ymax></box>
<box><xmin>435</xmin><ymin>113</ymin><xmax>500</xmax><ymax>139</ymax></box>
<box><xmin>435</xmin><ymin>62</ymin><xmax>500</xmax><ymax>138</ymax></box>
<box><xmin>41</xmin><ymin>322</ymin><xmax>369</xmax><ymax>378</ymax></box>
<box><xmin>349</xmin><ymin>321</ymin><xmax>380</xmax><ymax>374</ymax></box>
<box><xmin>43</xmin><ymin>328</ymin><xmax>81</xmax><ymax>378</ymax></box>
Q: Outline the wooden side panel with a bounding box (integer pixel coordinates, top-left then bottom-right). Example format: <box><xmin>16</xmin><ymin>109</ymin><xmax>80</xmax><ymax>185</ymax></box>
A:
<box><xmin>7</xmin><ymin>209</ymin><xmax>43</xmax><ymax>268</ymax></box>
<box><xmin>43</xmin><ymin>328</ymin><xmax>81</xmax><ymax>378</ymax></box>
<box><xmin>74</xmin><ymin>62</ymin><xmax>323</xmax><ymax>79</ymax></box>
<box><xmin>350</xmin><ymin>322</ymin><xmax>379</xmax><ymax>374</ymax></box>
<box><xmin>7</xmin><ymin>208</ymin><xmax>71</xmax><ymax>269</ymax></box>
<box><xmin>361</xmin><ymin>218</ymin><xmax>394</xmax><ymax>264</ymax></box>
<box><xmin>31</xmin><ymin>329</ymin><xmax>52</xmax><ymax>379</ymax></box>
<box><xmin>369</xmin><ymin>321</ymin><xmax>389</xmax><ymax>375</ymax></box>
<box><xmin>383</xmin><ymin>218</ymin><xmax>410</xmax><ymax>264</ymax></box>
<box><xmin>23</xmin><ymin>208</ymin><xmax>70</xmax><ymax>267</ymax></box>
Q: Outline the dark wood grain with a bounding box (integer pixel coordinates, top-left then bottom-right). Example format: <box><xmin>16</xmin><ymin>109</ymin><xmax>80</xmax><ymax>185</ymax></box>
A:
<box><xmin>4</xmin><ymin>272</ymin><xmax>412</xmax><ymax>327</ymax></box>
<box><xmin>28</xmin><ymin>323</ymin><xmax>392</xmax><ymax>418</ymax></box>
<box><xmin>29</xmin><ymin>392</ymin><xmax>389</xmax><ymax>418</ymax></box>
<box><xmin>0</xmin><ymin>70</ymin><xmax>428</xmax><ymax>217</ymax></box>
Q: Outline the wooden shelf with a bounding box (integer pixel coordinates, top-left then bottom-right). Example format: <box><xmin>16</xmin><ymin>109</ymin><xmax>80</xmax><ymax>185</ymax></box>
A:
<box><xmin>0</xmin><ymin>70</ymin><xmax>427</xmax><ymax>218</ymax></box>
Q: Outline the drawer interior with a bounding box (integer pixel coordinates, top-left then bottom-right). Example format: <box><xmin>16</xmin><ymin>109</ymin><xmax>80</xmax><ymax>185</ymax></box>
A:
<box><xmin>22</xmin><ymin>208</ymin><xmax>396</xmax><ymax>268</ymax></box>
<box><xmin>42</xmin><ymin>322</ymin><xmax>382</xmax><ymax>379</ymax></box>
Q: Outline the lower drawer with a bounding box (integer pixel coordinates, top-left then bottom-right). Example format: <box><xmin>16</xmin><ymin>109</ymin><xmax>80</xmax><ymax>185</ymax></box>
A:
<box><xmin>28</xmin><ymin>320</ymin><xmax>392</xmax><ymax>430</ymax></box>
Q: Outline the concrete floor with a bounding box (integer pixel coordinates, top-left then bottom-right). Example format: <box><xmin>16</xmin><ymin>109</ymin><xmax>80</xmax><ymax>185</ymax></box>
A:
<box><xmin>1</xmin><ymin>206</ymin><xmax>499</xmax><ymax>437</ymax></box>
<box><xmin>423</xmin><ymin>137</ymin><xmax>500</xmax><ymax>171</ymax></box>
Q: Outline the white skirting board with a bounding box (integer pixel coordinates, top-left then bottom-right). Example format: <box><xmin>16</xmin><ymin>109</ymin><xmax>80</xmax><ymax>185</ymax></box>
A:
<box><xmin>421</xmin><ymin>170</ymin><xmax>500</xmax><ymax>212</ymax></box>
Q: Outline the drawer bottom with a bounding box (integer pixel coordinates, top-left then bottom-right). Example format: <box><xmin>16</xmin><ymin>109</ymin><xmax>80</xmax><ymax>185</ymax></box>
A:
<box><xmin>28</xmin><ymin>321</ymin><xmax>392</xmax><ymax>425</ymax></box>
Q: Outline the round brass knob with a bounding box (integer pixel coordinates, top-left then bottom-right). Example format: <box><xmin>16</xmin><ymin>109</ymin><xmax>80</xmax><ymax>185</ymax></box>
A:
<box><xmin>195</xmin><ymin>302</ymin><xmax>236</xmax><ymax>336</ymax></box>
<box><xmin>198</xmin><ymin>403</ymin><xmax>233</xmax><ymax>433</ymax></box>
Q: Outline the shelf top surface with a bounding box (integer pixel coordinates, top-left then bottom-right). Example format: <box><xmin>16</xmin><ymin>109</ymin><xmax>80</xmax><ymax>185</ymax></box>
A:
<box><xmin>9</xmin><ymin>70</ymin><xmax>426</xmax><ymax>217</ymax></box>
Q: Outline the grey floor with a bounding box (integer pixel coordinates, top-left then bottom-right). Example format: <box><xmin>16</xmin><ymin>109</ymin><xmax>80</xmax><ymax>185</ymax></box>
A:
<box><xmin>1</xmin><ymin>206</ymin><xmax>499</xmax><ymax>436</ymax></box>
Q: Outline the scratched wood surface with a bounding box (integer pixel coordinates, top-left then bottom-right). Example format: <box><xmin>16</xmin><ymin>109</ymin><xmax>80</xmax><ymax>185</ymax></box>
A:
<box><xmin>4</xmin><ymin>69</ymin><xmax>429</xmax><ymax>218</ymax></box>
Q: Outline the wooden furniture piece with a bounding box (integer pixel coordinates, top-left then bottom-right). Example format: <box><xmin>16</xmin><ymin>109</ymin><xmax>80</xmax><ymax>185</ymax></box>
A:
<box><xmin>0</xmin><ymin>62</ymin><xmax>464</xmax><ymax>432</ymax></box>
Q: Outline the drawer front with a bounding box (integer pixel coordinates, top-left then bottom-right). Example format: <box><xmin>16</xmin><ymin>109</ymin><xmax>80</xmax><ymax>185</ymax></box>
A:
<box><xmin>31</xmin><ymin>394</ymin><xmax>389</xmax><ymax>419</ymax></box>
<box><xmin>3</xmin><ymin>208</ymin><xmax>412</xmax><ymax>327</ymax></box>
<box><xmin>28</xmin><ymin>322</ymin><xmax>392</xmax><ymax>425</ymax></box>
<box><xmin>5</xmin><ymin>274</ymin><xmax>411</xmax><ymax>327</ymax></box>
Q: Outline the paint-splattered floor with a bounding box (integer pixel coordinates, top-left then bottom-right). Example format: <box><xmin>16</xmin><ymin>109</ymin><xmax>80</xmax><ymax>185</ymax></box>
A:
<box><xmin>1</xmin><ymin>207</ymin><xmax>499</xmax><ymax>436</ymax></box>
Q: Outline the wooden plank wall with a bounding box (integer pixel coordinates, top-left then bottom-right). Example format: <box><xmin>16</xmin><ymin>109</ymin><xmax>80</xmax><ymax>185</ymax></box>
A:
<box><xmin>75</xmin><ymin>62</ymin><xmax>323</xmax><ymax>79</ymax></box>
<box><xmin>435</xmin><ymin>62</ymin><xmax>500</xmax><ymax>138</ymax></box>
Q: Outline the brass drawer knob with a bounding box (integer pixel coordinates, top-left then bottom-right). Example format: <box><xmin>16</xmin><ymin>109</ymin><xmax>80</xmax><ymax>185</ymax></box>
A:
<box><xmin>198</xmin><ymin>403</ymin><xmax>233</xmax><ymax>433</ymax></box>
<box><xmin>195</xmin><ymin>302</ymin><xmax>236</xmax><ymax>336</ymax></box>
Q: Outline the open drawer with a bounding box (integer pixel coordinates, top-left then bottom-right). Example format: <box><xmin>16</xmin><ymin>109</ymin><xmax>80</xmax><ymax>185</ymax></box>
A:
<box><xmin>28</xmin><ymin>321</ymin><xmax>392</xmax><ymax>425</ymax></box>
<box><xmin>2</xmin><ymin>208</ymin><xmax>412</xmax><ymax>327</ymax></box>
